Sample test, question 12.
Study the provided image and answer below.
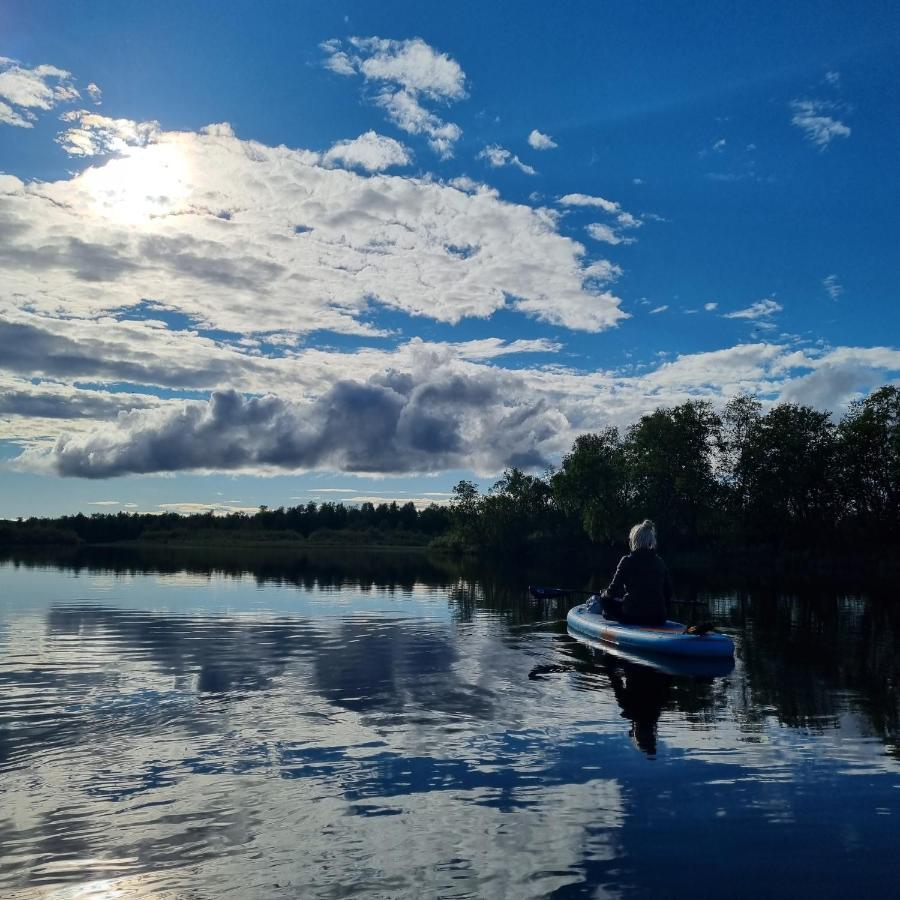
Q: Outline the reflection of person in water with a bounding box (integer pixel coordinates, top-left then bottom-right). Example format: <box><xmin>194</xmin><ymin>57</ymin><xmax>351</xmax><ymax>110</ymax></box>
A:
<box><xmin>602</xmin><ymin>658</ymin><xmax>672</xmax><ymax>756</ymax></box>
<box><xmin>528</xmin><ymin>648</ymin><xmax>672</xmax><ymax>757</ymax></box>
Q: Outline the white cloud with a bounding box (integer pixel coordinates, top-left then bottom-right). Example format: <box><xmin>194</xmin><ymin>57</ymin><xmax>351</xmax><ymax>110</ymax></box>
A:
<box><xmin>527</xmin><ymin>129</ymin><xmax>557</xmax><ymax>150</ymax></box>
<box><xmin>16</xmin><ymin>338</ymin><xmax>900</xmax><ymax>477</ymax></box>
<box><xmin>0</xmin><ymin>121</ymin><xmax>626</xmax><ymax>335</ymax></box>
<box><xmin>0</xmin><ymin>58</ymin><xmax>79</xmax><ymax>127</ymax></box>
<box><xmin>86</xmin><ymin>82</ymin><xmax>103</xmax><ymax>104</ymax></box>
<box><xmin>477</xmin><ymin>144</ymin><xmax>535</xmax><ymax>175</ymax></box>
<box><xmin>704</xmin><ymin>302</ymin><xmax>718</xmax><ymax>311</ymax></box>
<box><xmin>323</xmin><ymin>130</ymin><xmax>412</xmax><ymax>172</ymax></box>
<box><xmin>39</xmin><ymin>367</ymin><xmax>571</xmax><ymax>478</ymax></box>
<box><xmin>790</xmin><ymin>99</ymin><xmax>851</xmax><ymax>148</ymax></box>
<box><xmin>156</xmin><ymin>501</ymin><xmax>260</xmax><ymax>515</ymax></box>
<box><xmin>349</xmin><ymin>36</ymin><xmax>466</xmax><ymax>100</ymax></box>
<box><xmin>824</xmin><ymin>71</ymin><xmax>841</xmax><ymax>86</ymax></box>
<box><xmin>564</xmin><ymin>193</ymin><xmax>642</xmax><ymax>245</ymax></box>
<box><xmin>434</xmin><ymin>337</ymin><xmax>562</xmax><ymax>359</ymax></box>
<box><xmin>56</xmin><ymin>110</ymin><xmax>161</xmax><ymax>156</ymax></box>
<box><xmin>649</xmin><ymin>305</ymin><xmax>668</xmax><ymax>314</ymax></box>
<box><xmin>713</xmin><ymin>138</ymin><xmax>727</xmax><ymax>152</ymax></box>
<box><xmin>823</xmin><ymin>274</ymin><xmax>843</xmax><ymax>300</ymax></box>
<box><xmin>374</xmin><ymin>87</ymin><xmax>461</xmax><ymax>158</ymax></box>
<box><xmin>586</xmin><ymin>223</ymin><xmax>632</xmax><ymax>245</ymax></box>
<box><xmin>447</xmin><ymin>175</ymin><xmax>491</xmax><ymax>194</ymax></box>
<box><xmin>321</xmin><ymin>37</ymin><xmax>466</xmax><ymax>158</ymax></box>
<box><xmin>558</xmin><ymin>193</ymin><xmax>619</xmax><ymax>213</ymax></box>
<box><xmin>724</xmin><ymin>299</ymin><xmax>782</xmax><ymax>320</ymax></box>
<box><xmin>615</xmin><ymin>211</ymin><xmax>641</xmax><ymax>229</ymax></box>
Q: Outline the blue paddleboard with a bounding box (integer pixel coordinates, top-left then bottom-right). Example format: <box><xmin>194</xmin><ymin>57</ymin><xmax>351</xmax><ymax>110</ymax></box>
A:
<box><xmin>567</xmin><ymin>603</ymin><xmax>734</xmax><ymax>658</ymax></box>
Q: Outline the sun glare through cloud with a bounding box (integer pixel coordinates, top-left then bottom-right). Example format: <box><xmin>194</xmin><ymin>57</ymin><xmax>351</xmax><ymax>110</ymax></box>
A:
<box><xmin>80</xmin><ymin>142</ymin><xmax>191</xmax><ymax>225</ymax></box>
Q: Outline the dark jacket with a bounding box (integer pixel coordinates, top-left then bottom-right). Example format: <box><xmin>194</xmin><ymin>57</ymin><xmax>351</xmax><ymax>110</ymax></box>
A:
<box><xmin>605</xmin><ymin>549</ymin><xmax>673</xmax><ymax>623</ymax></box>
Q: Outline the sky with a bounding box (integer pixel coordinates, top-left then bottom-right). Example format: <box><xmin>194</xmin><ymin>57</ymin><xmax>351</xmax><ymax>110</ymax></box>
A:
<box><xmin>0</xmin><ymin>0</ymin><xmax>898</xmax><ymax>518</ymax></box>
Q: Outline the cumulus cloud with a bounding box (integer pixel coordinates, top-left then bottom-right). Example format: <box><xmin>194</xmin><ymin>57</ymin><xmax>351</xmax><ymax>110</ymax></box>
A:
<box><xmin>723</xmin><ymin>299</ymin><xmax>782</xmax><ymax>320</ymax></box>
<box><xmin>586</xmin><ymin>223</ymin><xmax>633</xmax><ymax>245</ymax></box>
<box><xmin>42</xmin><ymin>365</ymin><xmax>568</xmax><ymax>478</ymax></box>
<box><xmin>477</xmin><ymin>144</ymin><xmax>535</xmax><ymax>175</ymax></box>
<box><xmin>558</xmin><ymin>193</ymin><xmax>620</xmax><ymax>213</ymax></box>
<box><xmin>0</xmin><ymin>122</ymin><xmax>627</xmax><ymax>334</ymax></box>
<box><xmin>21</xmin><ymin>340</ymin><xmax>900</xmax><ymax>477</ymax></box>
<box><xmin>704</xmin><ymin>302</ymin><xmax>718</xmax><ymax>311</ymax></box>
<box><xmin>790</xmin><ymin>99</ymin><xmax>851</xmax><ymax>148</ymax></box>
<box><xmin>322</xmin><ymin>130</ymin><xmax>412</xmax><ymax>171</ymax></box>
<box><xmin>56</xmin><ymin>110</ymin><xmax>161</xmax><ymax>156</ymax></box>
<box><xmin>563</xmin><ymin>192</ymin><xmax>642</xmax><ymax>245</ymax></box>
<box><xmin>0</xmin><ymin>383</ymin><xmax>160</xmax><ymax>420</ymax></box>
<box><xmin>321</xmin><ymin>37</ymin><xmax>466</xmax><ymax>158</ymax></box>
<box><xmin>0</xmin><ymin>314</ymin><xmax>272</xmax><ymax>390</ymax></box>
<box><xmin>528</xmin><ymin>129</ymin><xmax>557</xmax><ymax>150</ymax></box>
<box><xmin>86</xmin><ymin>82</ymin><xmax>103</xmax><ymax>104</ymax></box>
<box><xmin>0</xmin><ymin>57</ymin><xmax>79</xmax><ymax>127</ymax></box>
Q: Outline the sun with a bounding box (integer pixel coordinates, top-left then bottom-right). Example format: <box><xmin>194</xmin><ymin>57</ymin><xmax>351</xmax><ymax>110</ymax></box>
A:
<box><xmin>80</xmin><ymin>141</ymin><xmax>191</xmax><ymax>226</ymax></box>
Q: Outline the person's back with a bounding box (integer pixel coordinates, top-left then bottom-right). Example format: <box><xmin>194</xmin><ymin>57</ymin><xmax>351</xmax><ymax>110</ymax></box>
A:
<box><xmin>601</xmin><ymin>520</ymin><xmax>672</xmax><ymax>626</ymax></box>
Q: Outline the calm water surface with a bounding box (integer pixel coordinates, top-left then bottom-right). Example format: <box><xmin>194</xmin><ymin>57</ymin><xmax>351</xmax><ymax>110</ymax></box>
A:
<box><xmin>1</xmin><ymin>547</ymin><xmax>899</xmax><ymax>899</ymax></box>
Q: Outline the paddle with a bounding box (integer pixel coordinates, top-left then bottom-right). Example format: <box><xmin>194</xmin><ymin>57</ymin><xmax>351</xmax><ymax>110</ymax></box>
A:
<box><xmin>528</xmin><ymin>585</ymin><xmax>597</xmax><ymax>600</ymax></box>
<box><xmin>529</xmin><ymin>584</ymin><xmax>711</xmax><ymax>607</ymax></box>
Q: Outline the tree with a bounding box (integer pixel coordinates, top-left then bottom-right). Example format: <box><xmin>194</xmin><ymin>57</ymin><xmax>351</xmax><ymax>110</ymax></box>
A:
<box><xmin>625</xmin><ymin>401</ymin><xmax>722</xmax><ymax>546</ymax></box>
<box><xmin>837</xmin><ymin>385</ymin><xmax>900</xmax><ymax>541</ymax></box>
<box><xmin>477</xmin><ymin>468</ymin><xmax>553</xmax><ymax>550</ymax></box>
<box><xmin>449</xmin><ymin>480</ymin><xmax>482</xmax><ymax>545</ymax></box>
<box><xmin>551</xmin><ymin>428</ymin><xmax>629</xmax><ymax>544</ymax></box>
<box><xmin>737</xmin><ymin>403</ymin><xmax>837</xmax><ymax>544</ymax></box>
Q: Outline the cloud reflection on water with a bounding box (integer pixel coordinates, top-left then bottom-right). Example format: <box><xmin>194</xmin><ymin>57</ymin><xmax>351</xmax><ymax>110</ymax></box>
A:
<box><xmin>1</xmin><ymin>553</ymin><xmax>900</xmax><ymax>898</ymax></box>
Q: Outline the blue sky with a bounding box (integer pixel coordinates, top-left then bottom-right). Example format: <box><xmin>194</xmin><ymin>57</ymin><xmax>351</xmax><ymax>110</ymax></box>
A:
<box><xmin>1</xmin><ymin>0</ymin><xmax>898</xmax><ymax>517</ymax></box>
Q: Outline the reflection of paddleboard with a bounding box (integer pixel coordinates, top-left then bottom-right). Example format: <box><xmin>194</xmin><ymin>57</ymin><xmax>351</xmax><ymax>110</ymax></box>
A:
<box><xmin>567</xmin><ymin>625</ymin><xmax>736</xmax><ymax>678</ymax></box>
<box><xmin>567</xmin><ymin>603</ymin><xmax>735</xmax><ymax>658</ymax></box>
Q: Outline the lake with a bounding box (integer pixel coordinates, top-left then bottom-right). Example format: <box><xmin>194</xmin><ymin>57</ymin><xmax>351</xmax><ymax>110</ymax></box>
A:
<box><xmin>1</xmin><ymin>546</ymin><xmax>899</xmax><ymax>899</ymax></box>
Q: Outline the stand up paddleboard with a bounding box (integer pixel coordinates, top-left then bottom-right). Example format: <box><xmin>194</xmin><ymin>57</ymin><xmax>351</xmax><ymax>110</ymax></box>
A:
<box><xmin>566</xmin><ymin>625</ymin><xmax>735</xmax><ymax>677</ymax></box>
<box><xmin>567</xmin><ymin>603</ymin><xmax>734</xmax><ymax>659</ymax></box>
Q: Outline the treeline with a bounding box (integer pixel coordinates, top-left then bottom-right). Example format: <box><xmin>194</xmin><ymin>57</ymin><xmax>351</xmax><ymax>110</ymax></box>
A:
<box><xmin>0</xmin><ymin>501</ymin><xmax>453</xmax><ymax>547</ymax></box>
<box><xmin>446</xmin><ymin>385</ymin><xmax>900</xmax><ymax>555</ymax></box>
<box><xmin>4</xmin><ymin>385</ymin><xmax>898</xmax><ymax>557</ymax></box>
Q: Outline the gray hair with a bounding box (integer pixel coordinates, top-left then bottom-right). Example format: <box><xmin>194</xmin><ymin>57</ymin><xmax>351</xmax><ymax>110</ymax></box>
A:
<box><xmin>629</xmin><ymin>519</ymin><xmax>657</xmax><ymax>551</ymax></box>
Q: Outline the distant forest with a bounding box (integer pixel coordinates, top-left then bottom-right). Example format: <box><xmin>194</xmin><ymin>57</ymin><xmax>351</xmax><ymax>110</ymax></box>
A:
<box><xmin>3</xmin><ymin>385</ymin><xmax>898</xmax><ymax>556</ymax></box>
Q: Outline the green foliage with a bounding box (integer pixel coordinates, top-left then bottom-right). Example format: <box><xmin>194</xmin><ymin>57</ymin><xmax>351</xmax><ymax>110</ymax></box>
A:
<box><xmin>735</xmin><ymin>403</ymin><xmax>837</xmax><ymax>543</ymax></box>
<box><xmin>837</xmin><ymin>385</ymin><xmax>900</xmax><ymax>541</ymax></box>
<box><xmin>0</xmin><ymin>501</ymin><xmax>452</xmax><ymax>548</ymax></box>
<box><xmin>624</xmin><ymin>401</ymin><xmax>722</xmax><ymax>545</ymax></box>
<box><xmin>551</xmin><ymin>429</ymin><xmax>629</xmax><ymax>544</ymax></box>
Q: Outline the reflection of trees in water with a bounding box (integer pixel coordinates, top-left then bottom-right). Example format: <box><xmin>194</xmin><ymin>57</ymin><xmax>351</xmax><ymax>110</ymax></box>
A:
<box><xmin>0</xmin><ymin>545</ymin><xmax>464</xmax><ymax>594</ymax></box>
<box><xmin>4</xmin><ymin>546</ymin><xmax>899</xmax><ymax>758</ymax></box>
<box><xmin>724</xmin><ymin>589</ymin><xmax>900</xmax><ymax>755</ymax></box>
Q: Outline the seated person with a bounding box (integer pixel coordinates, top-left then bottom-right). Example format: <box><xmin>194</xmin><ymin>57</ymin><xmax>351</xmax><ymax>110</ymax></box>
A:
<box><xmin>596</xmin><ymin>519</ymin><xmax>672</xmax><ymax>626</ymax></box>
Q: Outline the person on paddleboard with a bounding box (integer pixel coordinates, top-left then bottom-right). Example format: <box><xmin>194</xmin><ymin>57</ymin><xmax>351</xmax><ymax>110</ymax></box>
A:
<box><xmin>594</xmin><ymin>519</ymin><xmax>672</xmax><ymax>626</ymax></box>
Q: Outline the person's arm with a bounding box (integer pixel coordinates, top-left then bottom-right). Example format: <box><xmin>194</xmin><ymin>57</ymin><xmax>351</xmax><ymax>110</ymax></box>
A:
<box><xmin>605</xmin><ymin>556</ymin><xmax>629</xmax><ymax>598</ymax></box>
